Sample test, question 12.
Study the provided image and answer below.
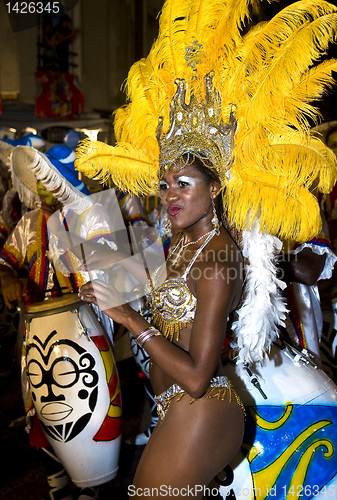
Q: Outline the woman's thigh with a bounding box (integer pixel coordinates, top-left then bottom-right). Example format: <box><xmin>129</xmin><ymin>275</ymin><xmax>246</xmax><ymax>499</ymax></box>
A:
<box><xmin>131</xmin><ymin>395</ymin><xmax>244</xmax><ymax>499</ymax></box>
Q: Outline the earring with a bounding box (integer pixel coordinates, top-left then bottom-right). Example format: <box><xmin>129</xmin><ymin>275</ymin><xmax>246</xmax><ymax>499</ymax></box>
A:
<box><xmin>211</xmin><ymin>198</ymin><xmax>220</xmax><ymax>235</ymax></box>
<box><xmin>163</xmin><ymin>217</ymin><xmax>172</xmax><ymax>237</ymax></box>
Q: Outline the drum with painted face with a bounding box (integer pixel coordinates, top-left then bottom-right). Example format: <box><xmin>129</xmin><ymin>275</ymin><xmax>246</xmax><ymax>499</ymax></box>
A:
<box><xmin>24</xmin><ymin>294</ymin><xmax>122</xmax><ymax>488</ymax></box>
<box><xmin>207</xmin><ymin>341</ymin><xmax>337</xmax><ymax>500</ymax></box>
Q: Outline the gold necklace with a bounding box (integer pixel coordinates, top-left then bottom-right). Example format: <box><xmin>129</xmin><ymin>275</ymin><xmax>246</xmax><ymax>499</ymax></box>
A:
<box><xmin>169</xmin><ymin>226</ymin><xmax>220</xmax><ymax>266</ymax></box>
<box><xmin>148</xmin><ymin>223</ymin><xmax>222</xmax><ymax>300</ymax></box>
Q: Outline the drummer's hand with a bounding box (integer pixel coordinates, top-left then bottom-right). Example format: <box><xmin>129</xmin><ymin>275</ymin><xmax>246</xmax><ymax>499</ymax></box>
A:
<box><xmin>41</xmin><ymin>203</ymin><xmax>56</xmax><ymax>221</ymax></box>
<box><xmin>78</xmin><ymin>249</ymin><xmax>125</xmax><ymax>272</ymax></box>
<box><xmin>79</xmin><ymin>279</ymin><xmax>133</xmax><ymax>323</ymax></box>
<box><xmin>1</xmin><ymin>274</ymin><xmax>23</xmax><ymax>309</ymax></box>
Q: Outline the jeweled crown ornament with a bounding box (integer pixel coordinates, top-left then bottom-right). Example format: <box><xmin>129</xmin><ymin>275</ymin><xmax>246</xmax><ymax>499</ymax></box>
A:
<box><xmin>156</xmin><ymin>72</ymin><xmax>237</xmax><ymax>184</ymax></box>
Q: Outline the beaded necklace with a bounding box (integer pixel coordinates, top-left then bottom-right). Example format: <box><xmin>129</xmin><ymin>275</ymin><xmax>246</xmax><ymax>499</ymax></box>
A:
<box><xmin>168</xmin><ymin>227</ymin><xmax>218</xmax><ymax>267</ymax></box>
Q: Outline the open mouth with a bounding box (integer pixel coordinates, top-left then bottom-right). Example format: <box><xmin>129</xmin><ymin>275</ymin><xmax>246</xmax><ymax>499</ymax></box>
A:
<box><xmin>168</xmin><ymin>206</ymin><xmax>181</xmax><ymax>216</ymax></box>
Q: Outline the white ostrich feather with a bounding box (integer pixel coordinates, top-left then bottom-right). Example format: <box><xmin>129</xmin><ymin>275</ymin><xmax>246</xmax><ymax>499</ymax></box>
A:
<box><xmin>11</xmin><ymin>146</ymin><xmax>93</xmax><ymax>215</ymax></box>
<box><xmin>231</xmin><ymin>222</ymin><xmax>288</xmax><ymax>377</ymax></box>
<box><xmin>30</xmin><ymin>152</ymin><xmax>93</xmax><ymax>214</ymax></box>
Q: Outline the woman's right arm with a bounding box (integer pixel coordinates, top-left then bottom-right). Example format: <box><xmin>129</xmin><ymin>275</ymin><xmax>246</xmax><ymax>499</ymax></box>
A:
<box><xmin>79</xmin><ymin>255</ymin><xmax>241</xmax><ymax>399</ymax></box>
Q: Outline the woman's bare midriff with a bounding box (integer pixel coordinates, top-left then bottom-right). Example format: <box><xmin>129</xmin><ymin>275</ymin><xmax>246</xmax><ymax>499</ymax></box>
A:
<box><xmin>149</xmin><ymin>322</ymin><xmax>225</xmax><ymax>395</ymax></box>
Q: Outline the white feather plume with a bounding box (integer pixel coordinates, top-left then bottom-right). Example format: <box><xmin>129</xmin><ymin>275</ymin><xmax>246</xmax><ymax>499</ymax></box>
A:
<box><xmin>231</xmin><ymin>222</ymin><xmax>288</xmax><ymax>377</ymax></box>
<box><xmin>30</xmin><ymin>152</ymin><xmax>93</xmax><ymax>214</ymax></box>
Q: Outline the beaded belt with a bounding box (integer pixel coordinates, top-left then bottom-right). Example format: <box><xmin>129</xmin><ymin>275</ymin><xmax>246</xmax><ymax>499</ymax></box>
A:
<box><xmin>154</xmin><ymin>376</ymin><xmax>245</xmax><ymax>420</ymax></box>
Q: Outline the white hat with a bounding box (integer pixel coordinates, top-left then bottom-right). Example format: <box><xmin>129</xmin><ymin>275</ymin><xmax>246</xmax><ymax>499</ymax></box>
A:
<box><xmin>11</xmin><ymin>145</ymin><xmax>92</xmax><ymax>213</ymax></box>
<box><xmin>0</xmin><ymin>133</ymin><xmax>45</xmax><ymax>167</ymax></box>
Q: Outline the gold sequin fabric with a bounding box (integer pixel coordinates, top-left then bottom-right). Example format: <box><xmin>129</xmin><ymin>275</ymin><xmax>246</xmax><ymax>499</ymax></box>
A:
<box><xmin>147</xmin><ymin>230</ymin><xmax>217</xmax><ymax>341</ymax></box>
<box><xmin>148</xmin><ymin>277</ymin><xmax>197</xmax><ymax>341</ymax></box>
<box><xmin>154</xmin><ymin>376</ymin><xmax>246</xmax><ymax>420</ymax></box>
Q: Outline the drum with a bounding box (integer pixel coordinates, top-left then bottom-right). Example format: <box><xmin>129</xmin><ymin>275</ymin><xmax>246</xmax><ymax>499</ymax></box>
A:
<box><xmin>129</xmin><ymin>332</ymin><xmax>150</xmax><ymax>378</ymax></box>
<box><xmin>320</xmin><ymin>295</ymin><xmax>337</xmax><ymax>383</ymax></box>
<box><xmin>208</xmin><ymin>341</ymin><xmax>337</xmax><ymax>500</ymax></box>
<box><xmin>24</xmin><ymin>294</ymin><xmax>122</xmax><ymax>488</ymax></box>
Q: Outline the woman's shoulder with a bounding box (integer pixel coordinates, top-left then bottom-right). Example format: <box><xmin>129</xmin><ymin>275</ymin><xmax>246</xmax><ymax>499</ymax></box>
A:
<box><xmin>202</xmin><ymin>228</ymin><xmax>243</xmax><ymax>267</ymax></box>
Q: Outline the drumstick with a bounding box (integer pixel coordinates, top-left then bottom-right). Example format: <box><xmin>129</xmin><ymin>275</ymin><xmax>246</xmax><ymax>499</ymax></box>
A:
<box><xmin>60</xmin><ymin>209</ymin><xmax>88</xmax><ymax>272</ymax></box>
<box><xmin>80</xmin><ymin>243</ymin><xmax>89</xmax><ymax>272</ymax></box>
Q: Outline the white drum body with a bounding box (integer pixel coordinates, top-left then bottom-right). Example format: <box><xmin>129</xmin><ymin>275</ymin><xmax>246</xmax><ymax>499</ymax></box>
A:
<box><xmin>25</xmin><ymin>295</ymin><xmax>122</xmax><ymax>487</ymax></box>
<box><xmin>210</xmin><ymin>341</ymin><xmax>337</xmax><ymax>500</ymax></box>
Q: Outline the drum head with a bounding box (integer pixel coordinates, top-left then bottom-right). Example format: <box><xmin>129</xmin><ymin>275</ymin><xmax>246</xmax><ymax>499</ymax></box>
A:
<box><xmin>25</xmin><ymin>293</ymin><xmax>84</xmax><ymax>318</ymax></box>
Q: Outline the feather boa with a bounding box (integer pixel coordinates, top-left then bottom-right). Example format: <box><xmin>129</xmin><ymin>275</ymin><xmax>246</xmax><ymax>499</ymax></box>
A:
<box><xmin>231</xmin><ymin>222</ymin><xmax>288</xmax><ymax>377</ymax></box>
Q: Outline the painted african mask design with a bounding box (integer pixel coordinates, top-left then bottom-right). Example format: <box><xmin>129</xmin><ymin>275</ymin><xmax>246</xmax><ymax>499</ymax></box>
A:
<box><xmin>25</xmin><ymin>301</ymin><xmax>121</xmax><ymax>444</ymax></box>
<box><xmin>26</xmin><ymin>328</ymin><xmax>99</xmax><ymax>442</ymax></box>
<box><xmin>25</xmin><ymin>301</ymin><xmax>122</xmax><ymax>487</ymax></box>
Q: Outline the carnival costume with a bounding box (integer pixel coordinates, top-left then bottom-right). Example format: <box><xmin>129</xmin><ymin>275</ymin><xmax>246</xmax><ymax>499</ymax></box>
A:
<box><xmin>0</xmin><ymin>145</ymin><xmax>116</xmax><ymax>311</ymax></box>
<box><xmin>76</xmin><ymin>0</ymin><xmax>337</xmax><ymax>393</ymax></box>
<box><xmin>312</xmin><ymin>121</ymin><xmax>337</xmax><ymax>381</ymax></box>
<box><xmin>0</xmin><ymin>188</ymin><xmax>28</xmax><ymax>247</ymax></box>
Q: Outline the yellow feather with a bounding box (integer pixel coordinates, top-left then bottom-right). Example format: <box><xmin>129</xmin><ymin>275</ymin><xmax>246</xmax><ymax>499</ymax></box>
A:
<box><xmin>75</xmin><ymin>0</ymin><xmax>337</xmax><ymax>243</ymax></box>
<box><xmin>204</xmin><ymin>0</ymin><xmax>256</xmax><ymax>60</ymax></box>
<box><xmin>155</xmin><ymin>0</ymin><xmax>193</xmax><ymax>79</ymax></box>
<box><xmin>113</xmin><ymin>56</ymin><xmax>167</xmax><ymax>159</ymax></box>
<box><xmin>224</xmin><ymin>170</ymin><xmax>322</xmax><ymax>242</ymax></box>
<box><xmin>75</xmin><ymin>139</ymin><xmax>158</xmax><ymax>195</ymax></box>
<box><xmin>234</xmin><ymin>126</ymin><xmax>337</xmax><ymax>188</ymax></box>
<box><xmin>295</xmin><ymin>59</ymin><xmax>337</xmax><ymax>98</ymax></box>
<box><xmin>242</xmin><ymin>15</ymin><xmax>337</xmax><ymax>127</ymax></box>
<box><xmin>230</xmin><ymin>1</ymin><xmax>337</xmax><ymax>105</ymax></box>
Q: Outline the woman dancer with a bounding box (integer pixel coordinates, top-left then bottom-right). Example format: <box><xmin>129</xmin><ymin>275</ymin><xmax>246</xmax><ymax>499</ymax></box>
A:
<box><xmin>79</xmin><ymin>155</ymin><xmax>245</xmax><ymax>496</ymax></box>
<box><xmin>76</xmin><ymin>0</ymin><xmax>337</xmax><ymax>497</ymax></box>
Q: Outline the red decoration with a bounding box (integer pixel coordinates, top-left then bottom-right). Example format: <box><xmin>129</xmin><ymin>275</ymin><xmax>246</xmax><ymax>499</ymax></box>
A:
<box><xmin>35</xmin><ymin>70</ymin><xmax>84</xmax><ymax>119</ymax></box>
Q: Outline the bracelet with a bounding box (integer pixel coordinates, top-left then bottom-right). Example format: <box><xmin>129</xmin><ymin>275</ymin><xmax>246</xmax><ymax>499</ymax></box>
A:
<box><xmin>135</xmin><ymin>327</ymin><xmax>161</xmax><ymax>348</ymax></box>
<box><xmin>135</xmin><ymin>326</ymin><xmax>161</xmax><ymax>349</ymax></box>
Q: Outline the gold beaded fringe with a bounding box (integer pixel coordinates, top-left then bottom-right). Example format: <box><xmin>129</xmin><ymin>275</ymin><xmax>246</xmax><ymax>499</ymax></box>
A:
<box><xmin>150</xmin><ymin>309</ymin><xmax>191</xmax><ymax>342</ymax></box>
<box><xmin>155</xmin><ymin>380</ymin><xmax>246</xmax><ymax>420</ymax></box>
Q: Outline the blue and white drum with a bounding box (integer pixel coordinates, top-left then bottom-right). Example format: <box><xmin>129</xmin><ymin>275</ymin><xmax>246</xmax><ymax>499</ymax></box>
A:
<box><xmin>24</xmin><ymin>294</ymin><xmax>122</xmax><ymax>488</ymax></box>
<box><xmin>208</xmin><ymin>341</ymin><xmax>337</xmax><ymax>500</ymax></box>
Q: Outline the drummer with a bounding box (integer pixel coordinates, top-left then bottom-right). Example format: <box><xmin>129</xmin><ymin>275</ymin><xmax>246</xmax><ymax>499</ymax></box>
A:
<box><xmin>0</xmin><ymin>144</ymin><xmax>116</xmax><ymax>500</ymax></box>
<box><xmin>278</xmin><ymin>221</ymin><xmax>337</xmax><ymax>364</ymax></box>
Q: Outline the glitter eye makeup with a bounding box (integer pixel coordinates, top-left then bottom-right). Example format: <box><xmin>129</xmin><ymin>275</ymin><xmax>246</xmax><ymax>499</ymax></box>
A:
<box><xmin>159</xmin><ymin>181</ymin><xmax>169</xmax><ymax>190</ymax></box>
<box><xmin>177</xmin><ymin>175</ymin><xmax>195</xmax><ymax>186</ymax></box>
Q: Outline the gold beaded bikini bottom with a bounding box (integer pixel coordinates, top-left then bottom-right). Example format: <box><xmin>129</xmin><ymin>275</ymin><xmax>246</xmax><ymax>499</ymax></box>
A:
<box><xmin>154</xmin><ymin>376</ymin><xmax>246</xmax><ymax>420</ymax></box>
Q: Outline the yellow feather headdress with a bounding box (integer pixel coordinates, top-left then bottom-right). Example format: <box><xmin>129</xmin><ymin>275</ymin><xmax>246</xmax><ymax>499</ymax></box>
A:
<box><xmin>75</xmin><ymin>0</ymin><xmax>337</xmax><ymax>372</ymax></box>
<box><xmin>76</xmin><ymin>0</ymin><xmax>337</xmax><ymax>244</ymax></box>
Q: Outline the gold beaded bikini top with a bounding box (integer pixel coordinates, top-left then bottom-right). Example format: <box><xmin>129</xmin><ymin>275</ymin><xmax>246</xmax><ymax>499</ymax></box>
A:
<box><xmin>147</xmin><ymin>232</ymin><xmax>215</xmax><ymax>342</ymax></box>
